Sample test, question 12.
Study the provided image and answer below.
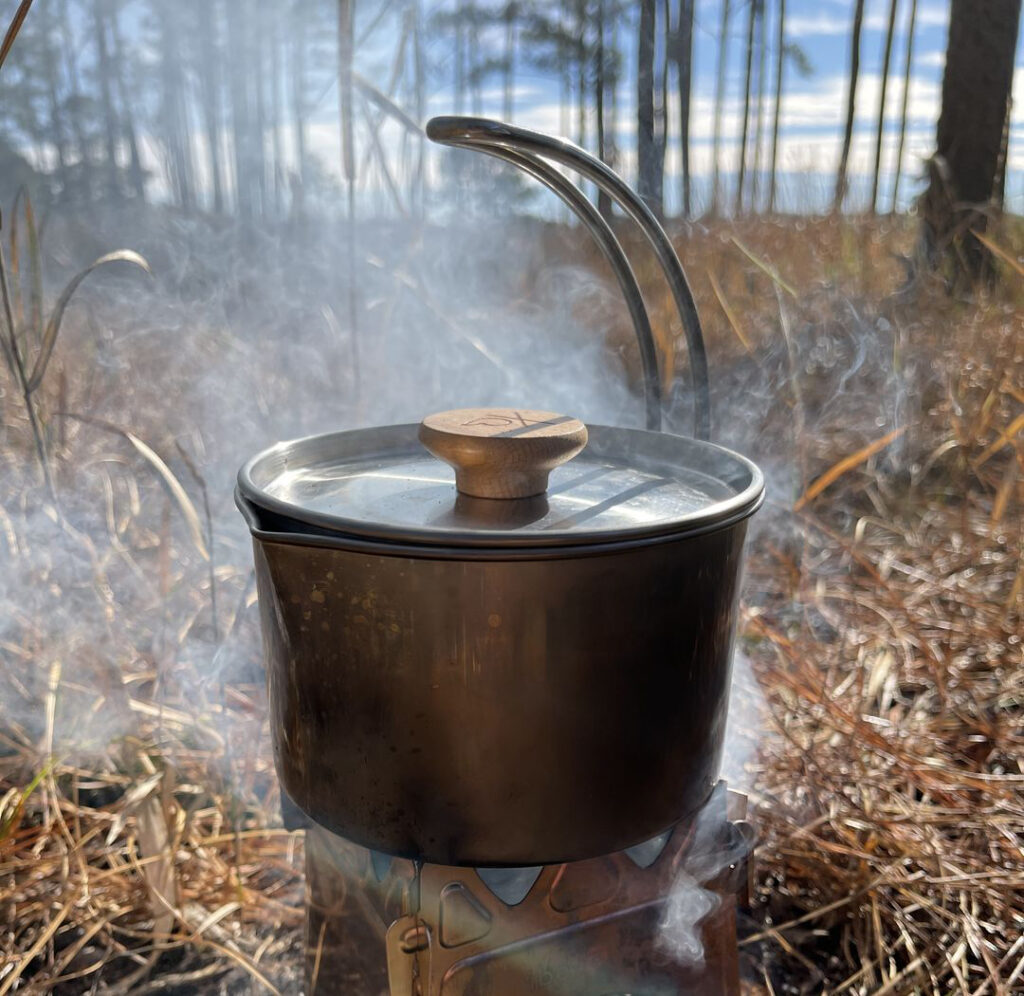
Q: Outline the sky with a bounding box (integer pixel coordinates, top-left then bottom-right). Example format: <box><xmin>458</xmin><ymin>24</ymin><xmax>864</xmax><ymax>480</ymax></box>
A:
<box><xmin>8</xmin><ymin>0</ymin><xmax>1022</xmax><ymax>217</ymax></box>
<box><xmin>299</xmin><ymin>0</ymin><xmax>1024</xmax><ymax>216</ymax></box>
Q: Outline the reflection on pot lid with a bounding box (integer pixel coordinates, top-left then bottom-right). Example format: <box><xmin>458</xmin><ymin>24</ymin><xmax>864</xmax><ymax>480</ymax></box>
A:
<box><xmin>238</xmin><ymin>421</ymin><xmax>764</xmax><ymax>549</ymax></box>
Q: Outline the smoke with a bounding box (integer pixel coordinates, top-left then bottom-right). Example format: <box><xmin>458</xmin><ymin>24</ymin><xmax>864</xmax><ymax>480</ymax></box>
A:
<box><xmin>720</xmin><ymin>649</ymin><xmax>765</xmax><ymax>795</ymax></box>
<box><xmin>0</xmin><ymin>193</ymin><xmax>653</xmax><ymax>794</ymax></box>
<box><xmin>3</xmin><ymin>162</ymin><xmax>917</xmax><ymax>794</ymax></box>
<box><xmin>660</xmin><ymin>872</ymin><xmax>720</xmax><ymax>963</ymax></box>
<box><xmin>657</xmin><ymin>782</ymin><xmax>753</xmax><ymax>967</ymax></box>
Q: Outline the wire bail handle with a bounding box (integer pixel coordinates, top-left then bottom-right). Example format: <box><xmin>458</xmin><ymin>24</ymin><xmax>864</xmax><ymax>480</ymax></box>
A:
<box><xmin>426</xmin><ymin>116</ymin><xmax>711</xmax><ymax>441</ymax></box>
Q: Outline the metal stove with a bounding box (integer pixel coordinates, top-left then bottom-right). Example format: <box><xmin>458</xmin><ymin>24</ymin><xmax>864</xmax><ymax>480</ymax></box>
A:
<box><xmin>301</xmin><ymin>785</ymin><xmax>751</xmax><ymax>995</ymax></box>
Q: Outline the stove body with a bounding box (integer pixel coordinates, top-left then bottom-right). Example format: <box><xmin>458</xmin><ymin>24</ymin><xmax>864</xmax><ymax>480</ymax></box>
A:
<box><xmin>302</xmin><ymin>786</ymin><xmax>750</xmax><ymax>995</ymax></box>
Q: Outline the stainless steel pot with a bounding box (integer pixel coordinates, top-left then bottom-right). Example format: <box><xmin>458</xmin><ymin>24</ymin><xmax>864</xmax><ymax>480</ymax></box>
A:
<box><xmin>236</xmin><ymin>119</ymin><xmax>765</xmax><ymax>867</ymax></box>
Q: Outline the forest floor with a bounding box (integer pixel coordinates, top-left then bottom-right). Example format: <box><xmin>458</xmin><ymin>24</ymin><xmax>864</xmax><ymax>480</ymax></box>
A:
<box><xmin>0</xmin><ymin>206</ymin><xmax>1021</xmax><ymax>995</ymax></box>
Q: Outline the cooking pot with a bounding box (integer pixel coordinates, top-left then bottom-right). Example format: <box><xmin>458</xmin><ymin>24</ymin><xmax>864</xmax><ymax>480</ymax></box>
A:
<box><xmin>236</xmin><ymin>118</ymin><xmax>764</xmax><ymax>867</ymax></box>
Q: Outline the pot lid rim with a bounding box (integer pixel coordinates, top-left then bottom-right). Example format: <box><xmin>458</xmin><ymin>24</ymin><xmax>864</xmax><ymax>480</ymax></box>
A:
<box><xmin>237</xmin><ymin>422</ymin><xmax>765</xmax><ymax>549</ymax></box>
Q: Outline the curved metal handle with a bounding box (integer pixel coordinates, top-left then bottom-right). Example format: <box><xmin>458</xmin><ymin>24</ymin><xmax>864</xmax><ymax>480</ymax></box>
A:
<box><xmin>426</xmin><ymin>116</ymin><xmax>711</xmax><ymax>441</ymax></box>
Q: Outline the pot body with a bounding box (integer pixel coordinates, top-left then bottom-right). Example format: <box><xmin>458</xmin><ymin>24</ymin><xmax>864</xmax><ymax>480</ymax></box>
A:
<box><xmin>251</xmin><ymin>522</ymin><xmax>748</xmax><ymax>866</ymax></box>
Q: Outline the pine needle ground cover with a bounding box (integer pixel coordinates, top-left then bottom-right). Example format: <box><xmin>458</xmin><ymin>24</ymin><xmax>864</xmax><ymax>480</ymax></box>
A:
<box><xmin>1</xmin><ymin>211</ymin><xmax>1021</xmax><ymax>994</ymax></box>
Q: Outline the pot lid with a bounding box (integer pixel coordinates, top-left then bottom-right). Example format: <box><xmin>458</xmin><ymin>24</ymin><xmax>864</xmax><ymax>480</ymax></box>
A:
<box><xmin>238</xmin><ymin>408</ymin><xmax>764</xmax><ymax>550</ymax></box>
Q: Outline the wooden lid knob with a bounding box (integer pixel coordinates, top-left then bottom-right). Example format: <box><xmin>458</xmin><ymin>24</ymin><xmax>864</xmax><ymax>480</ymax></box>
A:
<box><xmin>419</xmin><ymin>408</ymin><xmax>588</xmax><ymax>499</ymax></box>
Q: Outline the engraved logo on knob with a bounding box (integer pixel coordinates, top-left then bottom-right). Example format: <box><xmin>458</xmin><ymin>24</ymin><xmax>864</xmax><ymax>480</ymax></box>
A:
<box><xmin>462</xmin><ymin>411</ymin><xmax>558</xmax><ymax>430</ymax></box>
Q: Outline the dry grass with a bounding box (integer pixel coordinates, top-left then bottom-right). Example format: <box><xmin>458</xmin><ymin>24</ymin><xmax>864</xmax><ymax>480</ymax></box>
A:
<box><xmin>0</xmin><ymin>211</ymin><xmax>1021</xmax><ymax>994</ymax></box>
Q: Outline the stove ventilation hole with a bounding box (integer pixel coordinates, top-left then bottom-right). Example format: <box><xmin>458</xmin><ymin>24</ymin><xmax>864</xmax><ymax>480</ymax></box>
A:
<box><xmin>439</xmin><ymin>883</ymin><xmax>492</xmax><ymax>948</ymax></box>
<box><xmin>623</xmin><ymin>829</ymin><xmax>672</xmax><ymax>869</ymax></box>
<box><xmin>369</xmin><ymin>849</ymin><xmax>393</xmax><ymax>881</ymax></box>
<box><xmin>475</xmin><ymin>865</ymin><xmax>542</xmax><ymax>906</ymax></box>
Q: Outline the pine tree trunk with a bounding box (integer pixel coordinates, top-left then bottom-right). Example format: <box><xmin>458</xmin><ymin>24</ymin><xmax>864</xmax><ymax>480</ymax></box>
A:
<box><xmin>655</xmin><ymin>0</ymin><xmax>668</xmax><ymax>205</ymax></box>
<box><xmin>595</xmin><ymin>0</ymin><xmax>612</xmax><ymax>219</ymax></box>
<box><xmin>890</xmin><ymin>0</ymin><xmax>917</xmax><ymax>212</ymax></box>
<box><xmin>412</xmin><ymin>0</ymin><xmax>425</xmax><ymax>214</ymax></box>
<box><xmin>870</xmin><ymin>0</ymin><xmax>900</xmax><ymax>213</ymax></box>
<box><xmin>736</xmin><ymin>0</ymin><xmax>757</xmax><ymax>215</ymax></box>
<box><xmin>338</xmin><ymin>0</ymin><xmax>356</xmax><ymax>203</ymax></box>
<box><xmin>503</xmin><ymin>1</ymin><xmax>515</xmax><ymax>119</ymax></box>
<box><xmin>160</xmin><ymin>3</ymin><xmax>194</xmax><ymax>210</ymax></box>
<box><xmin>637</xmin><ymin>0</ymin><xmax>661</xmax><ymax>216</ymax></box>
<box><xmin>41</xmin><ymin>2</ymin><xmax>71</xmax><ymax>196</ymax></box>
<box><xmin>470</xmin><ymin>2</ymin><xmax>482</xmax><ymax>115</ymax></box>
<box><xmin>675</xmin><ymin>0</ymin><xmax>695</xmax><ymax>217</ymax></box>
<box><xmin>270</xmin><ymin>30</ymin><xmax>284</xmax><ymax>218</ymax></box>
<box><xmin>59</xmin><ymin>0</ymin><xmax>91</xmax><ymax>192</ymax></box>
<box><xmin>711</xmin><ymin>0</ymin><xmax>730</xmax><ymax>215</ymax></box>
<box><xmin>254</xmin><ymin>26</ymin><xmax>268</xmax><ymax>217</ymax></box>
<box><xmin>994</xmin><ymin>92</ymin><xmax>1011</xmax><ymax>206</ymax></box>
<box><xmin>110</xmin><ymin>0</ymin><xmax>145</xmax><ymax>199</ymax></box>
<box><xmin>455</xmin><ymin>1</ymin><xmax>465</xmax><ymax>115</ymax></box>
<box><xmin>227</xmin><ymin>0</ymin><xmax>251</xmax><ymax>218</ymax></box>
<box><xmin>93</xmin><ymin>0</ymin><xmax>121</xmax><ymax>197</ymax></box>
<box><xmin>751</xmin><ymin>0</ymin><xmax>767</xmax><ymax>212</ymax></box>
<box><xmin>291</xmin><ymin>0</ymin><xmax>307</xmax><ymax>217</ymax></box>
<box><xmin>576</xmin><ymin>0</ymin><xmax>586</xmax><ymax>148</ymax></box>
<box><xmin>921</xmin><ymin>0</ymin><xmax>1022</xmax><ymax>281</ymax></box>
<box><xmin>833</xmin><ymin>0</ymin><xmax>865</xmax><ymax>213</ymax></box>
<box><xmin>608</xmin><ymin>14</ymin><xmax>619</xmax><ymax>169</ymax></box>
<box><xmin>768</xmin><ymin>0</ymin><xmax>785</xmax><ymax>212</ymax></box>
<box><xmin>197</xmin><ymin>0</ymin><xmax>224</xmax><ymax>213</ymax></box>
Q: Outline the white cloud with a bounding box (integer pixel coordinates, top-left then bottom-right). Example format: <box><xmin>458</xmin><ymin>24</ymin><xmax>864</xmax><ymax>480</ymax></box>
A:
<box><xmin>864</xmin><ymin>3</ymin><xmax>949</xmax><ymax>32</ymax></box>
<box><xmin>915</xmin><ymin>51</ymin><xmax>946</xmax><ymax>69</ymax></box>
<box><xmin>788</xmin><ymin>1</ymin><xmax>948</xmax><ymax>37</ymax></box>
<box><xmin>786</xmin><ymin>12</ymin><xmax>850</xmax><ymax>36</ymax></box>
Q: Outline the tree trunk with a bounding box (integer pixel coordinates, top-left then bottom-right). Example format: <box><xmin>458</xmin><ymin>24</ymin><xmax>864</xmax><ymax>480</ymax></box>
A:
<box><xmin>93</xmin><ymin>0</ymin><xmax>121</xmax><ymax>198</ymax></box>
<box><xmin>833</xmin><ymin>0</ymin><xmax>865</xmax><ymax>213</ymax></box>
<box><xmin>608</xmin><ymin>12</ymin><xmax>619</xmax><ymax>172</ymax></box>
<box><xmin>711</xmin><ymin>0</ymin><xmax>730</xmax><ymax>215</ymax></box>
<box><xmin>60</xmin><ymin>0</ymin><xmax>91</xmax><ymax>191</ymax></box>
<box><xmin>110</xmin><ymin>0</ymin><xmax>145</xmax><ymax>199</ymax></box>
<box><xmin>196</xmin><ymin>0</ymin><xmax>224</xmax><ymax>213</ymax></box>
<box><xmin>890</xmin><ymin>0</ymin><xmax>917</xmax><ymax>212</ymax></box>
<box><xmin>227</xmin><ymin>0</ymin><xmax>251</xmax><ymax>218</ymax></box>
<box><xmin>576</xmin><ymin>0</ymin><xmax>586</xmax><ymax>148</ymax></box>
<box><xmin>655</xmin><ymin>0</ymin><xmax>668</xmax><ymax>205</ymax></box>
<box><xmin>470</xmin><ymin>2</ymin><xmax>482</xmax><ymax>115</ymax></box>
<box><xmin>270</xmin><ymin>28</ymin><xmax>284</xmax><ymax>218</ymax></box>
<box><xmin>412</xmin><ymin>0</ymin><xmax>425</xmax><ymax>214</ymax></box>
<box><xmin>160</xmin><ymin>3</ymin><xmax>194</xmax><ymax>210</ymax></box>
<box><xmin>870</xmin><ymin>0</ymin><xmax>900</xmax><ymax>213</ymax></box>
<box><xmin>674</xmin><ymin>0</ymin><xmax>695</xmax><ymax>217</ymax></box>
<box><xmin>291</xmin><ymin>0</ymin><xmax>307</xmax><ymax>218</ymax></box>
<box><xmin>994</xmin><ymin>90</ymin><xmax>1012</xmax><ymax>205</ymax></box>
<box><xmin>921</xmin><ymin>0</ymin><xmax>1022</xmax><ymax>281</ymax></box>
<box><xmin>637</xmin><ymin>0</ymin><xmax>661</xmax><ymax>216</ymax></box>
<box><xmin>768</xmin><ymin>0</ymin><xmax>786</xmax><ymax>212</ymax></box>
<box><xmin>503</xmin><ymin>1</ymin><xmax>515</xmax><ymax>120</ymax></box>
<box><xmin>254</xmin><ymin>24</ymin><xmax>268</xmax><ymax>217</ymax></box>
<box><xmin>751</xmin><ymin>0</ymin><xmax>767</xmax><ymax>211</ymax></box>
<box><xmin>736</xmin><ymin>0</ymin><xmax>758</xmax><ymax>215</ymax></box>
<box><xmin>338</xmin><ymin>0</ymin><xmax>356</xmax><ymax>204</ymax></box>
<box><xmin>41</xmin><ymin>2</ymin><xmax>71</xmax><ymax>196</ymax></box>
<box><xmin>455</xmin><ymin>0</ymin><xmax>465</xmax><ymax>115</ymax></box>
<box><xmin>595</xmin><ymin>0</ymin><xmax>612</xmax><ymax>219</ymax></box>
